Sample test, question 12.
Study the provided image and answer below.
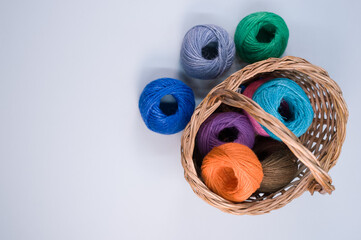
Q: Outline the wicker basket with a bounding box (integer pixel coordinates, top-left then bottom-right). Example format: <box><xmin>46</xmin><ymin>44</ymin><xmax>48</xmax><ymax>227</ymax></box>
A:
<box><xmin>181</xmin><ymin>56</ymin><xmax>348</xmax><ymax>215</ymax></box>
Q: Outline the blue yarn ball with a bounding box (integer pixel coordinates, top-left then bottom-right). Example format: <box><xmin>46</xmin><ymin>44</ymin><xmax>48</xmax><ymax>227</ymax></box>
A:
<box><xmin>180</xmin><ymin>24</ymin><xmax>235</xmax><ymax>80</ymax></box>
<box><xmin>252</xmin><ymin>78</ymin><xmax>314</xmax><ymax>141</ymax></box>
<box><xmin>139</xmin><ymin>78</ymin><xmax>195</xmax><ymax>135</ymax></box>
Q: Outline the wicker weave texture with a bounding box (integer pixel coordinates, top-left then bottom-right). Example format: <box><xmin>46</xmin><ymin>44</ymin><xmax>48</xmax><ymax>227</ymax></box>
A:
<box><xmin>181</xmin><ymin>56</ymin><xmax>348</xmax><ymax>215</ymax></box>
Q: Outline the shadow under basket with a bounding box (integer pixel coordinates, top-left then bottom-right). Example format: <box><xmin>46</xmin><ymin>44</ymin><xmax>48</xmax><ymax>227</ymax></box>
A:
<box><xmin>180</xmin><ymin>56</ymin><xmax>348</xmax><ymax>215</ymax></box>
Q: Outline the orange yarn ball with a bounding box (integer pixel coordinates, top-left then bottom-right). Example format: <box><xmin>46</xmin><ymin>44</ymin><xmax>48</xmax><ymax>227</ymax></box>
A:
<box><xmin>201</xmin><ymin>143</ymin><xmax>263</xmax><ymax>202</ymax></box>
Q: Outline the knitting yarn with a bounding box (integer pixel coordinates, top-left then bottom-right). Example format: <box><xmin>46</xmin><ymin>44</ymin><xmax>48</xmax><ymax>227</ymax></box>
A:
<box><xmin>243</xmin><ymin>78</ymin><xmax>271</xmax><ymax>136</ymax></box>
<box><xmin>139</xmin><ymin>78</ymin><xmax>195</xmax><ymax>134</ymax></box>
<box><xmin>202</xmin><ymin>143</ymin><xmax>263</xmax><ymax>202</ymax></box>
<box><xmin>253</xmin><ymin>137</ymin><xmax>298</xmax><ymax>192</ymax></box>
<box><xmin>196</xmin><ymin>112</ymin><xmax>255</xmax><ymax>156</ymax></box>
<box><xmin>252</xmin><ymin>136</ymin><xmax>283</xmax><ymax>161</ymax></box>
<box><xmin>234</xmin><ymin>12</ymin><xmax>289</xmax><ymax>63</ymax></box>
<box><xmin>180</xmin><ymin>24</ymin><xmax>235</xmax><ymax>79</ymax></box>
<box><xmin>252</xmin><ymin>78</ymin><xmax>314</xmax><ymax>141</ymax></box>
<box><xmin>259</xmin><ymin>151</ymin><xmax>298</xmax><ymax>192</ymax></box>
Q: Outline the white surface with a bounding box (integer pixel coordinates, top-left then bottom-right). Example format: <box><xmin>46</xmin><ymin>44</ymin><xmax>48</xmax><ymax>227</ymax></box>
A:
<box><xmin>1</xmin><ymin>0</ymin><xmax>361</xmax><ymax>239</ymax></box>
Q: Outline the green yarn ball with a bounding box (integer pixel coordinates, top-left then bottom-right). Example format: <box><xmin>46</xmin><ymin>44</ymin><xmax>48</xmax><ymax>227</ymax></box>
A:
<box><xmin>234</xmin><ymin>12</ymin><xmax>289</xmax><ymax>63</ymax></box>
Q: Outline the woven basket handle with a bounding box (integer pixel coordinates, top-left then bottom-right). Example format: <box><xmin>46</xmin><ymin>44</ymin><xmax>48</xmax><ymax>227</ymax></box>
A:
<box><xmin>209</xmin><ymin>89</ymin><xmax>335</xmax><ymax>194</ymax></box>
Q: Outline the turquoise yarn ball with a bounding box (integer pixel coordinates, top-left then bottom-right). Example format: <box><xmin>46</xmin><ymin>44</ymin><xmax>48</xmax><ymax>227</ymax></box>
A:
<box><xmin>252</xmin><ymin>78</ymin><xmax>314</xmax><ymax>141</ymax></box>
<box><xmin>234</xmin><ymin>12</ymin><xmax>289</xmax><ymax>63</ymax></box>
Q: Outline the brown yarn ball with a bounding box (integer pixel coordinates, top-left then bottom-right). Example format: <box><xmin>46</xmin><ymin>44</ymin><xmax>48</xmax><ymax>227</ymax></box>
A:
<box><xmin>259</xmin><ymin>151</ymin><xmax>298</xmax><ymax>192</ymax></box>
<box><xmin>253</xmin><ymin>137</ymin><xmax>299</xmax><ymax>193</ymax></box>
<box><xmin>252</xmin><ymin>136</ymin><xmax>286</xmax><ymax>161</ymax></box>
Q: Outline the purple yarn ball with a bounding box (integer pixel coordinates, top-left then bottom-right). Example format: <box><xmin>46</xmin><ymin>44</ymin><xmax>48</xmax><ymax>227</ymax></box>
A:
<box><xmin>196</xmin><ymin>112</ymin><xmax>255</xmax><ymax>156</ymax></box>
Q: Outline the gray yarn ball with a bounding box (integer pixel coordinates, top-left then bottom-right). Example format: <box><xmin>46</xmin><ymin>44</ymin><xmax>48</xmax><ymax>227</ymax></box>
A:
<box><xmin>180</xmin><ymin>24</ymin><xmax>235</xmax><ymax>80</ymax></box>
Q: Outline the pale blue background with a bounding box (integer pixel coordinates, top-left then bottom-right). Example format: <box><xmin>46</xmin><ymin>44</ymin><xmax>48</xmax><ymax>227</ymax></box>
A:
<box><xmin>1</xmin><ymin>0</ymin><xmax>360</xmax><ymax>239</ymax></box>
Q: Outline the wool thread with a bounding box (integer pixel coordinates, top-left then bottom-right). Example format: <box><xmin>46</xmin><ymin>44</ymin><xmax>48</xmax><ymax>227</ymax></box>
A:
<box><xmin>201</xmin><ymin>143</ymin><xmax>263</xmax><ymax>202</ymax></box>
<box><xmin>252</xmin><ymin>136</ymin><xmax>283</xmax><ymax>161</ymax></box>
<box><xmin>196</xmin><ymin>112</ymin><xmax>255</xmax><ymax>156</ymax></box>
<box><xmin>139</xmin><ymin>78</ymin><xmax>195</xmax><ymax>134</ymax></box>
<box><xmin>243</xmin><ymin>78</ymin><xmax>271</xmax><ymax>136</ymax></box>
<box><xmin>253</xmin><ymin>137</ymin><xmax>298</xmax><ymax>193</ymax></box>
<box><xmin>252</xmin><ymin>78</ymin><xmax>314</xmax><ymax>141</ymax></box>
<box><xmin>181</xmin><ymin>24</ymin><xmax>235</xmax><ymax>79</ymax></box>
<box><xmin>234</xmin><ymin>12</ymin><xmax>289</xmax><ymax>63</ymax></box>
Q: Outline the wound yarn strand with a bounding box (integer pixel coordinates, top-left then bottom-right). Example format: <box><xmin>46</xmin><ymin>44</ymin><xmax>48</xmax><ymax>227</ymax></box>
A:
<box><xmin>181</xmin><ymin>24</ymin><xmax>235</xmax><ymax>79</ymax></box>
<box><xmin>196</xmin><ymin>112</ymin><xmax>255</xmax><ymax>156</ymax></box>
<box><xmin>202</xmin><ymin>143</ymin><xmax>263</xmax><ymax>202</ymax></box>
<box><xmin>252</xmin><ymin>78</ymin><xmax>314</xmax><ymax>140</ymax></box>
<box><xmin>139</xmin><ymin>78</ymin><xmax>195</xmax><ymax>134</ymax></box>
<box><xmin>234</xmin><ymin>12</ymin><xmax>289</xmax><ymax>63</ymax></box>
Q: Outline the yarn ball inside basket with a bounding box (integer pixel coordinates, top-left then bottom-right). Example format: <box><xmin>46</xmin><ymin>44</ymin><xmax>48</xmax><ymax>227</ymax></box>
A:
<box><xmin>234</xmin><ymin>11</ymin><xmax>289</xmax><ymax>63</ymax></box>
<box><xmin>139</xmin><ymin>78</ymin><xmax>195</xmax><ymax>135</ymax></box>
<box><xmin>180</xmin><ymin>24</ymin><xmax>235</xmax><ymax>79</ymax></box>
<box><xmin>252</xmin><ymin>78</ymin><xmax>314</xmax><ymax>141</ymax></box>
<box><xmin>196</xmin><ymin>112</ymin><xmax>255</xmax><ymax>156</ymax></box>
<box><xmin>253</xmin><ymin>137</ymin><xmax>298</xmax><ymax>193</ymax></box>
<box><xmin>242</xmin><ymin>78</ymin><xmax>271</xmax><ymax>136</ymax></box>
<box><xmin>201</xmin><ymin>143</ymin><xmax>263</xmax><ymax>202</ymax></box>
<box><xmin>252</xmin><ymin>136</ymin><xmax>284</xmax><ymax>161</ymax></box>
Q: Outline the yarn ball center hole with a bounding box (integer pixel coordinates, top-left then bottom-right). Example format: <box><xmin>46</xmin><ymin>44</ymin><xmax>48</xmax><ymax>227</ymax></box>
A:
<box><xmin>201</xmin><ymin>41</ymin><xmax>219</xmax><ymax>60</ymax></box>
<box><xmin>217</xmin><ymin>167</ymin><xmax>238</xmax><ymax>191</ymax></box>
<box><xmin>278</xmin><ymin>99</ymin><xmax>294</xmax><ymax>122</ymax></box>
<box><xmin>218</xmin><ymin>127</ymin><xmax>239</xmax><ymax>142</ymax></box>
<box><xmin>159</xmin><ymin>94</ymin><xmax>178</xmax><ymax>116</ymax></box>
<box><xmin>256</xmin><ymin>24</ymin><xmax>276</xmax><ymax>43</ymax></box>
